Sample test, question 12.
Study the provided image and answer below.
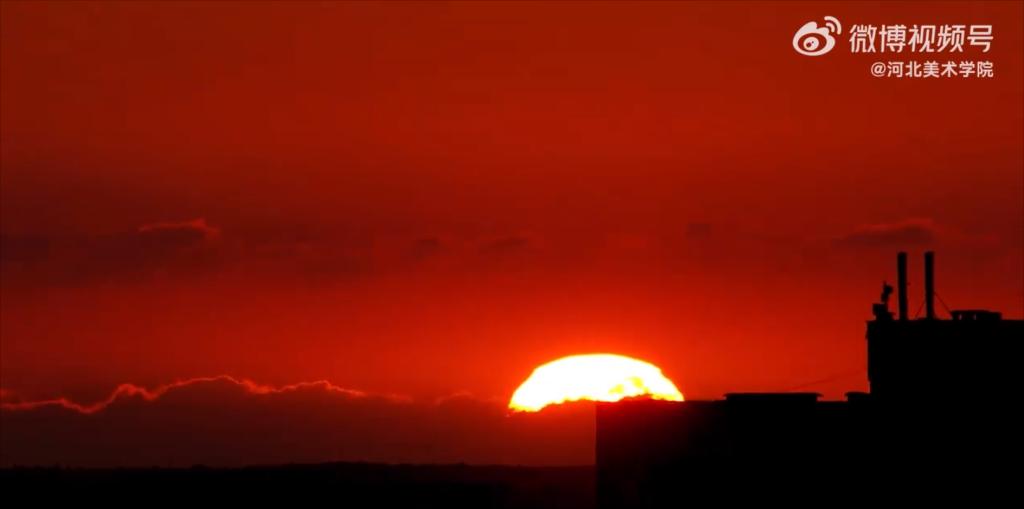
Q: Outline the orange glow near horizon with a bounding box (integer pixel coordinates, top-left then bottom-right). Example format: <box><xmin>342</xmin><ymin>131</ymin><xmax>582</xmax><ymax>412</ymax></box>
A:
<box><xmin>508</xmin><ymin>354</ymin><xmax>684</xmax><ymax>412</ymax></box>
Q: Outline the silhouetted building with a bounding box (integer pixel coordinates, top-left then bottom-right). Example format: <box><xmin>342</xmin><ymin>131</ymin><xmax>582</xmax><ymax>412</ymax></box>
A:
<box><xmin>596</xmin><ymin>252</ymin><xmax>1023</xmax><ymax>508</ymax></box>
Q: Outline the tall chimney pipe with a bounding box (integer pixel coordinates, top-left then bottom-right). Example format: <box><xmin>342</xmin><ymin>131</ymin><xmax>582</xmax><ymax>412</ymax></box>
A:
<box><xmin>924</xmin><ymin>251</ymin><xmax>935</xmax><ymax>319</ymax></box>
<box><xmin>897</xmin><ymin>252</ymin><xmax>909</xmax><ymax>321</ymax></box>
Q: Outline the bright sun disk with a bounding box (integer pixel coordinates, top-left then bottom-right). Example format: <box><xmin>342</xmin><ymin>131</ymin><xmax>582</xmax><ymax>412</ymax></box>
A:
<box><xmin>508</xmin><ymin>353</ymin><xmax>684</xmax><ymax>412</ymax></box>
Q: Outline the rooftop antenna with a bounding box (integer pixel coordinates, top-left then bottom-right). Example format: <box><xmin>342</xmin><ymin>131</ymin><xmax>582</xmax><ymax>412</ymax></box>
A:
<box><xmin>897</xmin><ymin>252</ymin><xmax>908</xmax><ymax>321</ymax></box>
<box><xmin>924</xmin><ymin>251</ymin><xmax>936</xmax><ymax>319</ymax></box>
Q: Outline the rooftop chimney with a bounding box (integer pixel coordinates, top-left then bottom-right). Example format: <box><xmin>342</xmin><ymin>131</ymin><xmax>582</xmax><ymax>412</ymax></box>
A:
<box><xmin>897</xmin><ymin>252</ymin><xmax>909</xmax><ymax>321</ymax></box>
<box><xmin>924</xmin><ymin>251</ymin><xmax>935</xmax><ymax>319</ymax></box>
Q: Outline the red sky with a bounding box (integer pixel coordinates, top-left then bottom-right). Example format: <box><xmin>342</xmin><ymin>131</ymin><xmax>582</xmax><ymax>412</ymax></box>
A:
<box><xmin>1</xmin><ymin>1</ymin><xmax>1022</xmax><ymax>466</ymax></box>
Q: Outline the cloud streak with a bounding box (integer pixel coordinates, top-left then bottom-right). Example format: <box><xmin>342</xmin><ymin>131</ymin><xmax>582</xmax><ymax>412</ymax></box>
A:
<box><xmin>0</xmin><ymin>375</ymin><xmax>373</xmax><ymax>415</ymax></box>
<box><xmin>0</xmin><ymin>375</ymin><xmax>594</xmax><ymax>467</ymax></box>
<box><xmin>833</xmin><ymin>218</ymin><xmax>939</xmax><ymax>248</ymax></box>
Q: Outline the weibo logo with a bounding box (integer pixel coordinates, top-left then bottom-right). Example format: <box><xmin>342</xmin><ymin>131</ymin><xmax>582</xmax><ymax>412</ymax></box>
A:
<box><xmin>793</xmin><ymin>16</ymin><xmax>842</xmax><ymax>56</ymax></box>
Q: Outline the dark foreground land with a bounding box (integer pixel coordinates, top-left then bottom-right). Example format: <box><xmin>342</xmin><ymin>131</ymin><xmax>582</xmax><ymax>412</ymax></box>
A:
<box><xmin>0</xmin><ymin>462</ymin><xmax>595</xmax><ymax>508</ymax></box>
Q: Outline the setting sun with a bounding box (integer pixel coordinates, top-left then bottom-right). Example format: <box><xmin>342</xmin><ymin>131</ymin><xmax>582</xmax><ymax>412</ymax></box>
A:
<box><xmin>508</xmin><ymin>354</ymin><xmax>684</xmax><ymax>412</ymax></box>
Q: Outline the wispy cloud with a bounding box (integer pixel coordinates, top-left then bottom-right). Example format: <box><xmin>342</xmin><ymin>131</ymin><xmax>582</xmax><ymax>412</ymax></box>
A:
<box><xmin>0</xmin><ymin>375</ymin><xmax>593</xmax><ymax>467</ymax></box>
